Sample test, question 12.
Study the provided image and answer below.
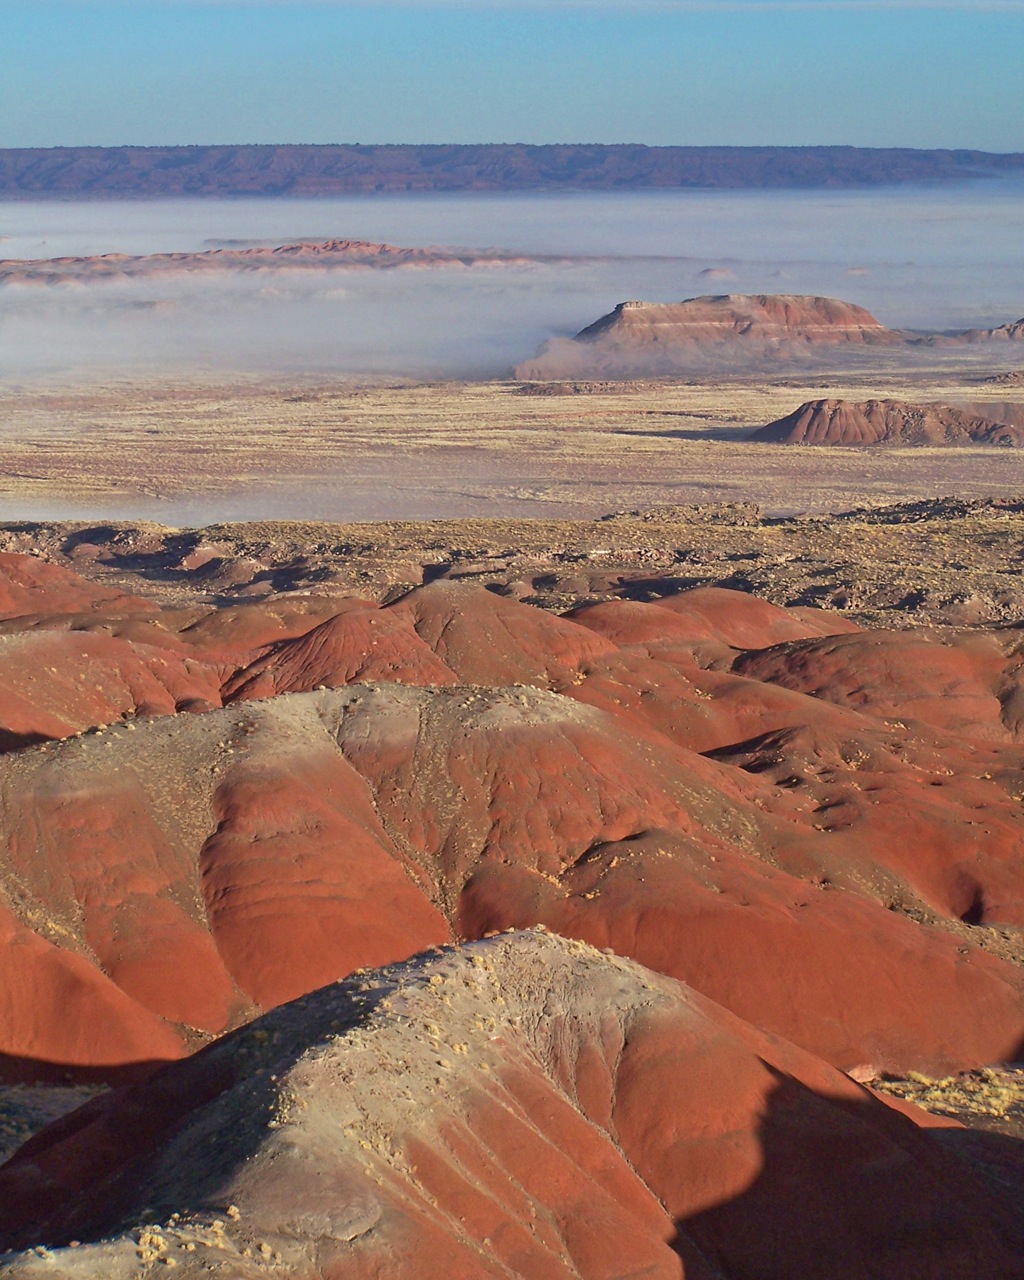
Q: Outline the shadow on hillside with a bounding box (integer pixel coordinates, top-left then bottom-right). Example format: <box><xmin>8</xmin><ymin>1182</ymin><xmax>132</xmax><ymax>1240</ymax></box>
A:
<box><xmin>672</xmin><ymin>1067</ymin><xmax>1024</xmax><ymax>1280</ymax></box>
<box><xmin>0</xmin><ymin>1050</ymin><xmax>170</xmax><ymax>1088</ymax></box>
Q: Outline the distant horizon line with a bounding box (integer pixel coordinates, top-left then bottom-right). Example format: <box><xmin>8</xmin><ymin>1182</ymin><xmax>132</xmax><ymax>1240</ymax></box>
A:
<box><xmin>4</xmin><ymin>142</ymin><xmax>1024</xmax><ymax>154</ymax></box>
<box><xmin>3</xmin><ymin>142</ymin><xmax>1021</xmax><ymax>199</ymax></box>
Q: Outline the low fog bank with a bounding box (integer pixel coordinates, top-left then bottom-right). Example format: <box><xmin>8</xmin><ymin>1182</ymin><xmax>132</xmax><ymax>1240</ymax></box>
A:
<box><xmin>2</xmin><ymin>262</ymin><xmax>1022</xmax><ymax>387</ymax></box>
<box><xmin>2</xmin><ymin>183</ymin><xmax>1023</xmax><ymax>382</ymax></box>
<box><xmin>4</xmin><ymin>180</ymin><xmax>1024</xmax><ymax>264</ymax></box>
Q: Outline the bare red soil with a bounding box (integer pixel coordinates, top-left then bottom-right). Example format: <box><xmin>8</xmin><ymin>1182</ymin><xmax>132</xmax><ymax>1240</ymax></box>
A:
<box><xmin>0</xmin><ymin>555</ymin><xmax>1023</xmax><ymax>1087</ymax></box>
<box><xmin>0</xmin><ymin>538</ymin><xmax>1023</xmax><ymax>1275</ymax></box>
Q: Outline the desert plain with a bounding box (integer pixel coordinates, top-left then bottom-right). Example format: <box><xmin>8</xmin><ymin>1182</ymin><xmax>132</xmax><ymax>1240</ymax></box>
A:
<box><xmin>2</xmin><ymin>365</ymin><xmax>1024</xmax><ymax>523</ymax></box>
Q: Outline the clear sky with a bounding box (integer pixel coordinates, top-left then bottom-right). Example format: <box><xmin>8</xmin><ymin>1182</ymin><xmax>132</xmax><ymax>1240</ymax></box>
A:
<box><xmin>1</xmin><ymin>1</ymin><xmax>1022</xmax><ymax>151</ymax></box>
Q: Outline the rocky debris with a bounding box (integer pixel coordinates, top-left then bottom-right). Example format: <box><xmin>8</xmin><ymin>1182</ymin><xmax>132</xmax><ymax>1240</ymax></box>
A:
<box><xmin>511</xmin><ymin>379</ymin><xmax>658</xmax><ymax>395</ymax></box>
<box><xmin>753</xmin><ymin>397</ymin><xmax>1024</xmax><ymax>446</ymax></box>
<box><xmin>10</xmin><ymin>498</ymin><xmax>1024</xmax><ymax>630</ymax></box>
<box><xmin>874</xmin><ymin>1066</ymin><xmax>1024</xmax><ymax>1138</ymax></box>
<box><xmin>1</xmin><ymin>933</ymin><xmax>1021</xmax><ymax>1279</ymax></box>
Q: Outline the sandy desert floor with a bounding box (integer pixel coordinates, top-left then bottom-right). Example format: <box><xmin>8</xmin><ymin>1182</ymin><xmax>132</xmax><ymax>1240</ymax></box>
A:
<box><xmin>1</xmin><ymin>367</ymin><xmax>1023</xmax><ymax>524</ymax></box>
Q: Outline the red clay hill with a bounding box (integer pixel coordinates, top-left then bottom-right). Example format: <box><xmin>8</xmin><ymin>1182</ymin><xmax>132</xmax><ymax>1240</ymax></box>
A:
<box><xmin>0</xmin><ymin>553</ymin><xmax>1024</xmax><ymax>1086</ymax></box>
<box><xmin>515</xmin><ymin>294</ymin><xmax>1024</xmax><ymax>378</ymax></box>
<box><xmin>753</xmin><ymin>397</ymin><xmax>1024</xmax><ymax>446</ymax></box>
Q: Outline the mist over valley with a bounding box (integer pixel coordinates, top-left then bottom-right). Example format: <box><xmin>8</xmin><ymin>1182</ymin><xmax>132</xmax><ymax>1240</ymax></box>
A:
<box><xmin>2</xmin><ymin>182</ymin><xmax>1024</xmax><ymax>381</ymax></box>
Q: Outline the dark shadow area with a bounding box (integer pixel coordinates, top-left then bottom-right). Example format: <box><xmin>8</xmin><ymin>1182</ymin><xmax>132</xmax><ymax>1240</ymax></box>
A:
<box><xmin>932</xmin><ymin>1125</ymin><xmax>1024</xmax><ymax>1203</ymax></box>
<box><xmin>0</xmin><ymin>730</ymin><xmax>51</xmax><ymax>754</ymax></box>
<box><xmin>612</xmin><ymin>573</ymin><xmax>757</xmax><ymax>601</ymax></box>
<box><xmin>610</xmin><ymin>424</ymin><xmax>753</xmax><ymax>443</ymax></box>
<box><xmin>7</xmin><ymin>1028</ymin><xmax>1022</xmax><ymax>1275</ymax></box>
<box><xmin>0</xmin><ymin>1052</ymin><xmax>170</xmax><ymax>1089</ymax></box>
<box><xmin>50</xmin><ymin>528</ymin><xmax>209</xmax><ymax>587</ymax></box>
<box><xmin>673</xmin><ymin>1066</ymin><xmax>1024</xmax><ymax>1280</ymax></box>
<box><xmin>57</xmin><ymin>525</ymin><xmax>126</xmax><ymax>554</ymax></box>
<box><xmin>421</xmin><ymin>561</ymin><xmax>454</xmax><ymax>584</ymax></box>
<box><xmin>2</xmin><ymin>985</ymin><xmax>1024</xmax><ymax>1275</ymax></box>
<box><xmin>961</xmin><ymin>887</ymin><xmax>987</xmax><ymax>926</ymax></box>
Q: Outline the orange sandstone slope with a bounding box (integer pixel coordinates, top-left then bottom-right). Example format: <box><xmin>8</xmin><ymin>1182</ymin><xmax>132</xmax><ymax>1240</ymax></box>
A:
<box><xmin>1</xmin><ymin>933</ymin><xmax>1020</xmax><ymax>1280</ymax></box>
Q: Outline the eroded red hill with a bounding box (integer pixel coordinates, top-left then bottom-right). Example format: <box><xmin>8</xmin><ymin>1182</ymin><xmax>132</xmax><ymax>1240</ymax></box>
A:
<box><xmin>1</xmin><ymin>934</ymin><xmax>1019</xmax><ymax>1279</ymax></box>
<box><xmin>1</xmin><ymin>562</ymin><xmax>1024</xmax><ymax>1080</ymax></box>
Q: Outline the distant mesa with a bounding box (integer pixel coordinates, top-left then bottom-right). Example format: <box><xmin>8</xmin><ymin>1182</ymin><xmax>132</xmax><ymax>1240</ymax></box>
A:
<box><xmin>753</xmin><ymin>397</ymin><xmax>1024</xmax><ymax>447</ymax></box>
<box><xmin>697</xmin><ymin>266</ymin><xmax>736</xmax><ymax>280</ymax></box>
<box><xmin>514</xmin><ymin>293</ymin><xmax>1024</xmax><ymax>379</ymax></box>
<box><xmin>515</xmin><ymin>294</ymin><xmax>905</xmax><ymax>379</ymax></box>
<box><xmin>0</xmin><ymin>238</ymin><xmax>544</xmax><ymax>287</ymax></box>
<box><xmin>1</xmin><ymin>144</ymin><xmax>1023</xmax><ymax>199</ymax></box>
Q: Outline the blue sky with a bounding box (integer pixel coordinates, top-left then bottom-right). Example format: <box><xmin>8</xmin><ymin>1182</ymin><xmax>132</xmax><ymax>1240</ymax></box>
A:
<box><xmin>1</xmin><ymin>2</ymin><xmax>1022</xmax><ymax>150</ymax></box>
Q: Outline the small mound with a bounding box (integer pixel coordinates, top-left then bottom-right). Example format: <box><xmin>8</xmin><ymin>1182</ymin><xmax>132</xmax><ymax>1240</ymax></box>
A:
<box><xmin>753</xmin><ymin>398</ymin><xmax>1024</xmax><ymax>447</ymax></box>
<box><xmin>221</xmin><ymin>605</ymin><xmax>458</xmax><ymax>701</ymax></box>
<box><xmin>0</xmin><ymin>553</ymin><xmax>151</xmax><ymax>622</ymax></box>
